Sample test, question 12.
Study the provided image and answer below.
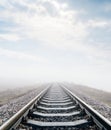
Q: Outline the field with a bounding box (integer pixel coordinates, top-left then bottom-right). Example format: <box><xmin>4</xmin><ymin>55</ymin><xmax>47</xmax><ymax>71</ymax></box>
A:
<box><xmin>0</xmin><ymin>85</ymin><xmax>45</xmax><ymax>106</ymax></box>
<box><xmin>0</xmin><ymin>83</ymin><xmax>111</xmax><ymax>124</ymax></box>
<box><xmin>66</xmin><ymin>83</ymin><xmax>111</xmax><ymax>107</ymax></box>
<box><xmin>0</xmin><ymin>84</ymin><xmax>111</xmax><ymax>107</ymax></box>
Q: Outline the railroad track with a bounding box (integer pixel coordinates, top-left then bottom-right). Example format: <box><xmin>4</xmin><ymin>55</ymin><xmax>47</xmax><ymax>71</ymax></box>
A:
<box><xmin>0</xmin><ymin>84</ymin><xmax>111</xmax><ymax>130</ymax></box>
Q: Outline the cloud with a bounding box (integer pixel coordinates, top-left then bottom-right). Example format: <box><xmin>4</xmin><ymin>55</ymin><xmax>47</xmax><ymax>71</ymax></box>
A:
<box><xmin>88</xmin><ymin>19</ymin><xmax>109</xmax><ymax>28</ymax></box>
<box><xmin>0</xmin><ymin>48</ymin><xmax>47</xmax><ymax>62</ymax></box>
<box><xmin>0</xmin><ymin>0</ymin><xmax>111</xmax><ymax>91</ymax></box>
<box><xmin>0</xmin><ymin>0</ymin><xmax>111</xmax><ymax>62</ymax></box>
<box><xmin>0</xmin><ymin>33</ymin><xmax>20</xmax><ymax>41</ymax></box>
<box><xmin>0</xmin><ymin>0</ymin><xmax>86</xmax><ymax>43</ymax></box>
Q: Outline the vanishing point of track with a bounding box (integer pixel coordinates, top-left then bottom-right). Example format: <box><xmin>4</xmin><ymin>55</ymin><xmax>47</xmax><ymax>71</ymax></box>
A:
<box><xmin>0</xmin><ymin>84</ymin><xmax>111</xmax><ymax>130</ymax></box>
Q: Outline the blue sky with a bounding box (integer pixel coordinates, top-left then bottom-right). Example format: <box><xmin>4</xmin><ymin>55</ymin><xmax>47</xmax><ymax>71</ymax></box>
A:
<box><xmin>0</xmin><ymin>0</ymin><xmax>111</xmax><ymax>91</ymax></box>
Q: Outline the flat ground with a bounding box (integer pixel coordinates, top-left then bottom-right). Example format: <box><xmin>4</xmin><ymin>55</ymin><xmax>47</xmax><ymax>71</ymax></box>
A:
<box><xmin>0</xmin><ymin>85</ymin><xmax>45</xmax><ymax>106</ymax></box>
<box><xmin>0</xmin><ymin>84</ymin><xmax>111</xmax><ymax>107</ymax></box>
<box><xmin>0</xmin><ymin>83</ymin><xmax>111</xmax><ymax>124</ymax></box>
<box><xmin>66</xmin><ymin>84</ymin><xmax>111</xmax><ymax>107</ymax></box>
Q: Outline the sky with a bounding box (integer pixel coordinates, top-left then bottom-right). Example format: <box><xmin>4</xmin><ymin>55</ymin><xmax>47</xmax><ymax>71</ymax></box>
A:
<box><xmin>0</xmin><ymin>0</ymin><xmax>111</xmax><ymax>91</ymax></box>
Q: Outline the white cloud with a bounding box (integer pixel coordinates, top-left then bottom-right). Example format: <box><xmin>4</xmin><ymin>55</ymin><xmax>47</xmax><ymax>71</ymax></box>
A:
<box><xmin>88</xmin><ymin>19</ymin><xmax>109</xmax><ymax>28</ymax></box>
<box><xmin>0</xmin><ymin>0</ymin><xmax>111</xmax><ymax>64</ymax></box>
<box><xmin>0</xmin><ymin>0</ymin><xmax>111</xmax><ymax>91</ymax></box>
<box><xmin>0</xmin><ymin>33</ymin><xmax>20</xmax><ymax>41</ymax></box>
<box><xmin>0</xmin><ymin>48</ymin><xmax>46</xmax><ymax>62</ymax></box>
<box><xmin>0</xmin><ymin>0</ymin><xmax>87</xmax><ymax>45</ymax></box>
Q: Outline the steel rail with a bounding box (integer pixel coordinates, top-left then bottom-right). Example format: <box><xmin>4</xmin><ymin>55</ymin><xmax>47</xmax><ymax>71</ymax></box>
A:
<box><xmin>1</xmin><ymin>85</ymin><xmax>111</xmax><ymax>130</ymax></box>
<box><xmin>0</xmin><ymin>86</ymin><xmax>49</xmax><ymax>130</ymax></box>
<box><xmin>63</xmin><ymin>86</ymin><xmax>111</xmax><ymax>130</ymax></box>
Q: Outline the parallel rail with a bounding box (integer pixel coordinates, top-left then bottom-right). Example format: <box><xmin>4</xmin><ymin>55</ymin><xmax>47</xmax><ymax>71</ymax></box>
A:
<box><xmin>0</xmin><ymin>84</ymin><xmax>111</xmax><ymax>130</ymax></box>
<box><xmin>0</xmin><ymin>87</ymin><xmax>49</xmax><ymax>130</ymax></box>
<box><xmin>63</xmin><ymin>86</ymin><xmax>111</xmax><ymax>130</ymax></box>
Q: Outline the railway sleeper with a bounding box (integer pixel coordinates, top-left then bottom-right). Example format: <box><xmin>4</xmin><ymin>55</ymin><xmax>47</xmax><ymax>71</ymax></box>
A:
<box><xmin>1</xmin><ymin>85</ymin><xmax>111</xmax><ymax>130</ymax></box>
<box><xmin>20</xmin><ymin>119</ymin><xmax>97</xmax><ymax>130</ymax></box>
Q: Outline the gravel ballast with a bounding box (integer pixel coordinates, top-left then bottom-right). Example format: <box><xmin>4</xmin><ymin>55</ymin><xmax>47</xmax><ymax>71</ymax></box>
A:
<box><xmin>66</xmin><ymin>84</ymin><xmax>111</xmax><ymax>122</ymax></box>
<box><xmin>0</xmin><ymin>85</ymin><xmax>45</xmax><ymax>125</ymax></box>
<box><xmin>0</xmin><ymin>83</ymin><xmax>111</xmax><ymax>127</ymax></box>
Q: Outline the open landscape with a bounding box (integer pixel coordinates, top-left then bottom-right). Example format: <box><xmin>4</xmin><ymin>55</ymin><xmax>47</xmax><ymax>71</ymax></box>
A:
<box><xmin>66</xmin><ymin>83</ymin><xmax>111</xmax><ymax>121</ymax></box>
<box><xmin>0</xmin><ymin>85</ymin><xmax>44</xmax><ymax>106</ymax></box>
<box><xmin>0</xmin><ymin>83</ymin><xmax>111</xmax><ymax>127</ymax></box>
<box><xmin>67</xmin><ymin>83</ymin><xmax>111</xmax><ymax>107</ymax></box>
<box><xmin>0</xmin><ymin>84</ymin><xmax>45</xmax><ymax>125</ymax></box>
<box><xmin>0</xmin><ymin>0</ymin><xmax>111</xmax><ymax>129</ymax></box>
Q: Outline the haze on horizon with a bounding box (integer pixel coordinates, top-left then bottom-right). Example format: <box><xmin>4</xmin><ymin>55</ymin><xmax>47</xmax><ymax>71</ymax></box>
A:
<box><xmin>0</xmin><ymin>0</ymin><xmax>111</xmax><ymax>91</ymax></box>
